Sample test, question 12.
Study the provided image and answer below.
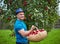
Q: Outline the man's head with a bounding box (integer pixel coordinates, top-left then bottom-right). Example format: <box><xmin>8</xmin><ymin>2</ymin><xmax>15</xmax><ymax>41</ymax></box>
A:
<box><xmin>16</xmin><ymin>8</ymin><xmax>25</xmax><ymax>20</ymax></box>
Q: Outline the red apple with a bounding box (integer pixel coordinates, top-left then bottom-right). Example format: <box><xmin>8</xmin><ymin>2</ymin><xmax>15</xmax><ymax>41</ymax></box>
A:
<box><xmin>33</xmin><ymin>30</ymin><xmax>36</xmax><ymax>35</ymax></box>
<box><xmin>36</xmin><ymin>29</ymin><xmax>39</xmax><ymax>34</ymax></box>
<box><xmin>39</xmin><ymin>29</ymin><xmax>44</xmax><ymax>32</ymax></box>
<box><xmin>27</xmin><ymin>29</ymin><xmax>41</xmax><ymax>36</ymax></box>
<box><xmin>27</xmin><ymin>31</ymin><xmax>33</xmax><ymax>36</ymax></box>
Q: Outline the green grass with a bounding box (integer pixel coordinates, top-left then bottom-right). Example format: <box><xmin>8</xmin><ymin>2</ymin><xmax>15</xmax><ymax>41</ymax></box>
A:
<box><xmin>30</xmin><ymin>29</ymin><xmax>60</xmax><ymax>44</ymax></box>
<box><xmin>0</xmin><ymin>29</ymin><xmax>60</xmax><ymax>44</ymax></box>
<box><xmin>0</xmin><ymin>30</ymin><xmax>16</xmax><ymax>44</ymax></box>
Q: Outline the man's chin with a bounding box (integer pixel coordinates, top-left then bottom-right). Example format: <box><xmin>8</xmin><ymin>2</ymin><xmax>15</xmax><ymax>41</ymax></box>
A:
<box><xmin>20</xmin><ymin>18</ymin><xmax>24</xmax><ymax>20</ymax></box>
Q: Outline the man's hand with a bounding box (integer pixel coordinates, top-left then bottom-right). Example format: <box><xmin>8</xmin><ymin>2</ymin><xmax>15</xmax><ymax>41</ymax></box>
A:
<box><xmin>31</xmin><ymin>25</ymin><xmax>38</xmax><ymax>30</ymax></box>
<box><xmin>31</xmin><ymin>25</ymin><xmax>36</xmax><ymax>30</ymax></box>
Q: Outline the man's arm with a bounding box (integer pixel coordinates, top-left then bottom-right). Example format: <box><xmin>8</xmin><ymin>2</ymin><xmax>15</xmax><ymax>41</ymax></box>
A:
<box><xmin>18</xmin><ymin>25</ymin><xmax>36</xmax><ymax>37</ymax></box>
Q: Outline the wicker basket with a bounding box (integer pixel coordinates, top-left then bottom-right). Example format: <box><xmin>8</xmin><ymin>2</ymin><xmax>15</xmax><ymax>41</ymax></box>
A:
<box><xmin>27</xmin><ymin>30</ymin><xmax>47</xmax><ymax>42</ymax></box>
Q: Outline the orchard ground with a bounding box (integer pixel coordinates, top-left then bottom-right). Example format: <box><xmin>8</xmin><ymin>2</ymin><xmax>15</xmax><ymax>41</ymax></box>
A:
<box><xmin>0</xmin><ymin>29</ymin><xmax>60</xmax><ymax>44</ymax></box>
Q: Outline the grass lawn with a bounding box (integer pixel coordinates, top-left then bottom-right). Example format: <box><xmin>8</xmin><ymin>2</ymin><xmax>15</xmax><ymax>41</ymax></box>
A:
<box><xmin>0</xmin><ymin>30</ymin><xmax>16</xmax><ymax>44</ymax></box>
<box><xmin>0</xmin><ymin>29</ymin><xmax>60</xmax><ymax>44</ymax></box>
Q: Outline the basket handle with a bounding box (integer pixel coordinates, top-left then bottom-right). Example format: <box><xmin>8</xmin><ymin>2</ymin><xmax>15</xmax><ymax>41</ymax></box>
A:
<box><xmin>33</xmin><ymin>27</ymin><xmax>38</xmax><ymax>30</ymax></box>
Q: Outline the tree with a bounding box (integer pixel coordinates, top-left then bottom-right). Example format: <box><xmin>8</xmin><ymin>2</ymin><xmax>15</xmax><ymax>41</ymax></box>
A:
<box><xmin>0</xmin><ymin>0</ymin><xmax>59</xmax><ymax>31</ymax></box>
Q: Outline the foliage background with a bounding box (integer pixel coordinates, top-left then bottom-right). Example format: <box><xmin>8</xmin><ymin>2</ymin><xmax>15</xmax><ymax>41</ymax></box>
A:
<box><xmin>0</xmin><ymin>0</ymin><xmax>59</xmax><ymax>31</ymax></box>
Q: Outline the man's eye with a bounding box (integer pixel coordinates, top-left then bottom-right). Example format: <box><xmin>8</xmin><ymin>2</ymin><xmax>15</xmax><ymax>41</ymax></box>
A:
<box><xmin>20</xmin><ymin>14</ymin><xmax>24</xmax><ymax>15</ymax></box>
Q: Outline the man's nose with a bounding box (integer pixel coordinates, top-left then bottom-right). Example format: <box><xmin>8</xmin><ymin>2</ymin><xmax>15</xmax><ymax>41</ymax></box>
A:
<box><xmin>22</xmin><ymin>15</ymin><xmax>24</xmax><ymax>16</ymax></box>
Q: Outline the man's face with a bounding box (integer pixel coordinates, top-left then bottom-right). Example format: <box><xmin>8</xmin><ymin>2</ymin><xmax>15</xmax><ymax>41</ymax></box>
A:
<box><xmin>17</xmin><ymin>12</ymin><xmax>25</xmax><ymax>20</ymax></box>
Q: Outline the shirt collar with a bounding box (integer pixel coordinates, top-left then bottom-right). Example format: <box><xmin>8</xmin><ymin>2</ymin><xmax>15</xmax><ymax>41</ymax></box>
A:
<box><xmin>17</xmin><ymin>19</ymin><xmax>24</xmax><ymax>22</ymax></box>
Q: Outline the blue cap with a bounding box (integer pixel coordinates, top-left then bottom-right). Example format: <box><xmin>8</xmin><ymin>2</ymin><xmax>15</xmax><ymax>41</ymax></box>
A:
<box><xmin>16</xmin><ymin>8</ymin><xmax>24</xmax><ymax>14</ymax></box>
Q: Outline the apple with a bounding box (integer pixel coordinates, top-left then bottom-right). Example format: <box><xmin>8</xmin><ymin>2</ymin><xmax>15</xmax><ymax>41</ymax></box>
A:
<box><xmin>27</xmin><ymin>31</ymin><xmax>33</xmax><ymax>36</ymax></box>
<box><xmin>39</xmin><ymin>29</ymin><xmax>44</xmax><ymax>32</ymax></box>
<box><xmin>32</xmin><ymin>30</ymin><xmax>36</xmax><ymax>35</ymax></box>
<box><xmin>36</xmin><ymin>29</ymin><xmax>39</xmax><ymax>34</ymax></box>
<box><xmin>27</xmin><ymin>29</ymin><xmax>45</xmax><ymax>36</ymax></box>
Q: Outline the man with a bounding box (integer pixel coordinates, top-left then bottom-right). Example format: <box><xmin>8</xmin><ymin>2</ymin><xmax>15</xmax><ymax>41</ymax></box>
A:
<box><xmin>14</xmin><ymin>8</ymin><xmax>36</xmax><ymax>44</ymax></box>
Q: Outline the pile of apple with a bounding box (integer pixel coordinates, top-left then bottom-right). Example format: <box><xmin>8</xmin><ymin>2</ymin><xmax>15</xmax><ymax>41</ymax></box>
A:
<box><xmin>27</xmin><ymin>29</ymin><xmax>44</xmax><ymax>36</ymax></box>
<box><xmin>27</xmin><ymin>28</ymin><xmax>47</xmax><ymax>42</ymax></box>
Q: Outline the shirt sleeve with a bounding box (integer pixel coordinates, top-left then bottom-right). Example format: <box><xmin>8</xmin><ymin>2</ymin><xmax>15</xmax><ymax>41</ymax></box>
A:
<box><xmin>16</xmin><ymin>24</ymin><xmax>24</xmax><ymax>31</ymax></box>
